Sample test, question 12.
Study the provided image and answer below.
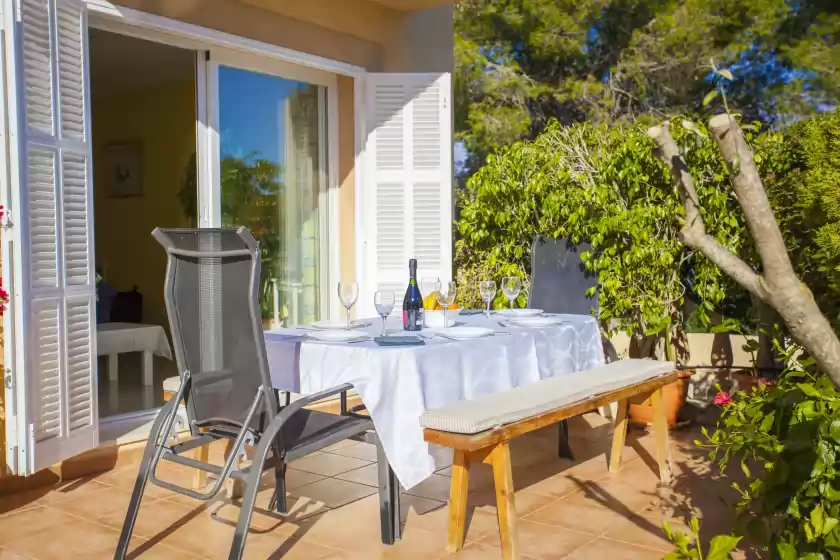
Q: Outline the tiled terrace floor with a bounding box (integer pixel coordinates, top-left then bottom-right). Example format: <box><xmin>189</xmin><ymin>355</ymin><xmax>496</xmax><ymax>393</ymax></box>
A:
<box><xmin>0</xmin><ymin>417</ymin><xmax>755</xmax><ymax>559</ymax></box>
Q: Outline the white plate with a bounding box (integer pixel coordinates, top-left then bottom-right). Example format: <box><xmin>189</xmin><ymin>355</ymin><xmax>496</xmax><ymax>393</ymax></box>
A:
<box><xmin>305</xmin><ymin>330</ymin><xmax>369</xmax><ymax>343</ymax></box>
<box><xmin>496</xmin><ymin>308</ymin><xmax>544</xmax><ymax>318</ymax></box>
<box><xmin>427</xmin><ymin>326</ymin><xmax>493</xmax><ymax>339</ymax></box>
<box><xmin>311</xmin><ymin>319</ymin><xmax>368</xmax><ymax>330</ymax></box>
<box><xmin>508</xmin><ymin>316</ymin><xmax>565</xmax><ymax>328</ymax></box>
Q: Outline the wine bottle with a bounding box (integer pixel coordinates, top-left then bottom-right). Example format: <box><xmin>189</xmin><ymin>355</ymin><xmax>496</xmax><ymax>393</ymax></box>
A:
<box><xmin>402</xmin><ymin>258</ymin><xmax>423</xmax><ymax>331</ymax></box>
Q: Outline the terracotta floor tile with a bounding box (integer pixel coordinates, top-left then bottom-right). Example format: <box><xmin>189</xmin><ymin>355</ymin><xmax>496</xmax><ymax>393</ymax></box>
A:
<box><xmin>34</xmin><ymin>478</ymin><xmax>114</xmax><ymax>505</ymax></box>
<box><xmin>155</xmin><ymin>508</ymin><xmax>251</xmax><ymax>560</ymax></box>
<box><xmin>243</xmin><ymin>533</ymin><xmax>346</xmax><ymax>560</ymax></box>
<box><xmin>289</xmin><ymin>453</ymin><xmax>372</xmax><ymax>477</ymax></box>
<box><xmin>402</xmin><ymin>496</ymin><xmax>497</xmax><ymax>544</ymax></box>
<box><xmin>5</xmin><ymin>516</ymin><xmax>135</xmax><ymax>559</ymax></box>
<box><xmin>296</xmin><ymin>496</ymin><xmax>389</xmax><ymax>551</ymax></box>
<box><xmin>285</xmin><ymin>468</ymin><xmax>327</xmax><ymax>490</ymax></box>
<box><xmin>96</xmin><ymin>497</ymin><xmax>202</xmax><ymax>539</ymax></box>
<box><xmin>513</xmin><ymin>466</ymin><xmax>584</xmax><ymax>499</ymax></box>
<box><xmin>363</xmin><ymin>526</ymin><xmax>451</xmax><ymax>560</ymax></box>
<box><xmin>209</xmin><ymin>490</ymin><xmax>329</xmax><ymax>535</ymax></box>
<box><xmin>481</xmin><ymin>519</ymin><xmax>596</xmax><ymax>559</ymax></box>
<box><xmin>0</xmin><ymin>506</ymin><xmax>81</xmax><ymax>545</ymax></box>
<box><xmin>441</xmin><ymin>542</ymin><xmax>518</xmax><ymax>559</ymax></box>
<box><xmin>403</xmin><ymin>473</ymin><xmax>453</xmax><ymax>502</ymax></box>
<box><xmin>602</xmin><ymin>515</ymin><xmax>681</xmax><ymax>552</ymax></box>
<box><xmin>468</xmin><ymin>488</ymin><xmax>557</xmax><ymax>519</ymax></box>
<box><xmin>522</xmin><ymin>499</ymin><xmax>630</xmax><ymax>536</ymax></box>
<box><xmin>290</xmin><ymin>477</ymin><xmax>378</xmax><ymax>509</ymax></box>
<box><xmin>563</xmin><ymin>536</ymin><xmax>667</xmax><ymax>559</ymax></box>
<box><xmin>326</xmin><ymin>442</ymin><xmax>380</xmax><ymax>461</ymax></box>
<box><xmin>334</xmin><ymin>463</ymin><xmax>379</xmax><ymax>487</ymax></box>
<box><xmin>50</xmin><ymin>483</ymin><xmax>148</xmax><ymax>521</ymax></box>
<box><xmin>564</xmin><ymin>479</ymin><xmax>661</xmax><ymax>515</ymax></box>
<box><xmin>0</xmin><ymin>548</ymin><xmax>36</xmax><ymax>560</ymax></box>
<box><xmin>0</xmin><ymin>490</ymin><xmax>46</xmax><ymax>516</ymax></box>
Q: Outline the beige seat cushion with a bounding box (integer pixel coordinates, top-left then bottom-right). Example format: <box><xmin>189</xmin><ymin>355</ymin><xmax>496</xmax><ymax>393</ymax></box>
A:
<box><xmin>420</xmin><ymin>359</ymin><xmax>675</xmax><ymax>435</ymax></box>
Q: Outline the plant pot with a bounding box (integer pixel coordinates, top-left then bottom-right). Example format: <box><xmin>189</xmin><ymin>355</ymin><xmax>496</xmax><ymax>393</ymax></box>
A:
<box><xmin>628</xmin><ymin>369</ymin><xmax>692</xmax><ymax>429</ymax></box>
<box><xmin>731</xmin><ymin>370</ymin><xmax>776</xmax><ymax>393</ymax></box>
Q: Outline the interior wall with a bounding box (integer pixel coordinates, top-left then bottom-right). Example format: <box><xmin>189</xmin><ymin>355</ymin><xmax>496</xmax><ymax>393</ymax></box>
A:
<box><xmin>92</xmin><ymin>79</ymin><xmax>196</xmax><ymax>328</ymax></box>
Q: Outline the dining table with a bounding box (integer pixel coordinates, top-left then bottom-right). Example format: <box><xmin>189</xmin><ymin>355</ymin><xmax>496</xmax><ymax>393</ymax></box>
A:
<box><xmin>263</xmin><ymin>312</ymin><xmax>605</xmax><ymax>490</ymax></box>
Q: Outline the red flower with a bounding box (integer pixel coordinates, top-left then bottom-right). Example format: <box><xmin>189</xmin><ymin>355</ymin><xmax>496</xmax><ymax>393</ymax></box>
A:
<box><xmin>714</xmin><ymin>391</ymin><xmax>733</xmax><ymax>407</ymax></box>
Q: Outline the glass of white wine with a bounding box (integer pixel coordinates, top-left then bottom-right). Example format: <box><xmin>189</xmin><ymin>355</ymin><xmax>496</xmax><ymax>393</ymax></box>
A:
<box><xmin>435</xmin><ymin>281</ymin><xmax>457</xmax><ymax>328</ymax></box>
<box><xmin>479</xmin><ymin>280</ymin><xmax>497</xmax><ymax>317</ymax></box>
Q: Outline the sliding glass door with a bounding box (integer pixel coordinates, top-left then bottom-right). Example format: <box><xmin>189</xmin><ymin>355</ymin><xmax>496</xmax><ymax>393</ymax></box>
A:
<box><xmin>201</xmin><ymin>53</ymin><xmax>336</xmax><ymax>328</ymax></box>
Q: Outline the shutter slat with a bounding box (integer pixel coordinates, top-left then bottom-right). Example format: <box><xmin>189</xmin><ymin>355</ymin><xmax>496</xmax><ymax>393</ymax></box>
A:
<box><xmin>62</xmin><ymin>154</ymin><xmax>89</xmax><ymax>285</ymax></box>
<box><xmin>57</xmin><ymin>3</ymin><xmax>86</xmax><ymax>141</ymax></box>
<box><xmin>27</xmin><ymin>147</ymin><xmax>59</xmax><ymax>289</ymax></box>
<box><xmin>65</xmin><ymin>299</ymin><xmax>93</xmax><ymax>431</ymax></box>
<box><xmin>21</xmin><ymin>0</ymin><xmax>54</xmax><ymax>136</ymax></box>
<box><xmin>33</xmin><ymin>302</ymin><xmax>62</xmax><ymax>442</ymax></box>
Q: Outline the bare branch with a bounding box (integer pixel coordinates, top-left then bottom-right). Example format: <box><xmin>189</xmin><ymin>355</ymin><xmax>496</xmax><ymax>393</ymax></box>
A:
<box><xmin>646</xmin><ymin>123</ymin><xmax>764</xmax><ymax>298</ymax></box>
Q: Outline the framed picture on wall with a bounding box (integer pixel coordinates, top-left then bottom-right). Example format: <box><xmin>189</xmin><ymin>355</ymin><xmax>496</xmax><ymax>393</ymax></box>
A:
<box><xmin>105</xmin><ymin>142</ymin><xmax>144</xmax><ymax>197</ymax></box>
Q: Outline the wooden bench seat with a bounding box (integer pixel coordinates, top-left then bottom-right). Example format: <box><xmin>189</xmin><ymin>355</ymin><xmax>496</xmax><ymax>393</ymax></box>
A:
<box><xmin>421</xmin><ymin>359</ymin><xmax>679</xmax><ymax>560</ymax></box>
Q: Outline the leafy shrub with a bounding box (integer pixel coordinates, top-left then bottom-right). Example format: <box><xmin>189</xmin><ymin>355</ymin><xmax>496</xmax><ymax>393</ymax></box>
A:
<box><xmin>456</xmin><ymin>118</ymin><xmax>750</xmax><ymax>346</ymax></box>
<box><xmin>699</xmin><ymin>341</ymin><xmax>840</xmax><ymax>558</ymax></box>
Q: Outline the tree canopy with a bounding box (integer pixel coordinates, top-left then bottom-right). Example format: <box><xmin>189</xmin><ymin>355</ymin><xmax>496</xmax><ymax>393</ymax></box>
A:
<box><xmin>455</xmin><ymin>0</ymin><xmax>840</xmax><ymax>177</ymax></box>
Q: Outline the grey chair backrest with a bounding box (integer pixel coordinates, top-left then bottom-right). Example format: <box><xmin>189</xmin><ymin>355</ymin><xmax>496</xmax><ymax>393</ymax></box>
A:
<box><xmin>152</xmin><ymin>227</ymin><xmax>277</xmax><ymax>433</ymax></box>
<box><xmin>528</xmin><ymin>235</ymin><xmax>599</xmax><ymax>316</ymax></box>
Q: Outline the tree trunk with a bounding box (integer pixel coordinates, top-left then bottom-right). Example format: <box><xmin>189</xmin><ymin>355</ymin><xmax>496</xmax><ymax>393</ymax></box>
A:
<box><xmin>648</xmin><ymin>116</ymin><xmax>840</xmax><ymax>388</ymax></box>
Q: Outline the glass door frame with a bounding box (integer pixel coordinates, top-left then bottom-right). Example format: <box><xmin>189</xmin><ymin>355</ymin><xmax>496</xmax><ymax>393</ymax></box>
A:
<box><xmin>199</xmin><ymin>48</ymin><xmax>341</xmax><ymax>322</ymax></box>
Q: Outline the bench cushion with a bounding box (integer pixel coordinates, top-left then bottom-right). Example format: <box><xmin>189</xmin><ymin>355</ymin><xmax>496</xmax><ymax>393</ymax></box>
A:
<box><xmin>420</xmin><ymin>359</ymin><xmax>675</xmax><ymax>435</ymax></box>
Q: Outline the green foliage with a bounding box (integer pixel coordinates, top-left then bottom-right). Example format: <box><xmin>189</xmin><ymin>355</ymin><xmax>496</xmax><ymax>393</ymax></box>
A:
<box><xmin>456</xmin><ymin>116</ymin><xmax>752</xmax><ymax>340</ymax></box>
<box><xmin>664</xmin><ymin>517</ymin><xmax>742</xmax><ymax>560</ymax></box>
<box><xmin>699</xmin><ymin>341</ymin><xmax>840</xmax><ymax>558</ymax></box>
<box><xmin>455</xmin><ymin>0</ymin><xmax>840</xmax><ymax>177</ymax></box>
<box><xmin>765</xmin><ymin>111</ymin><xmax>840</xmax><ymax>328</ymax></box>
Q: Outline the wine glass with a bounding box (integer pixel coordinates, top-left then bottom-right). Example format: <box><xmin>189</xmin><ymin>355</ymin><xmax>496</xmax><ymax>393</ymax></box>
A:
<box><xmin>435</xmin><ymin>281</ymin><xmax>457</xmax><ymax>329</ymax></box>
<box><xmin>338</xmin><ymin>281</ymin><xmax>359</xmax><ymax>330</ymax></box>
<box><xmin>374</xmin><ymin>291</ymin><xmax>395</xmax><ymax>336</ymax></box>
<box><xmin>501</xmin><ymin>277</ymin><xmax>521</xmax><ymax>309</ymax></box>
<box><xmin>421</xmin><ymin>276</ymin><xmax>439</xmax><ymax>299</ymax></box>
<box><xmin>479</xmin><ymin>280</ymin><xmax>497</xmax><ymax>317</ymax></box>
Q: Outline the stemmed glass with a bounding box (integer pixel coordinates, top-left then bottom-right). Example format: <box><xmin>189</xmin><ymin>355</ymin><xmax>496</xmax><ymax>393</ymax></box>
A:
<box><xmin>479</xmin><ymin>280</ymin><xmax>497</xmax><ymax>317</ymax></box>
<box><xmin>421</xmin><ymin>276</ymin><xmax>439</xmax><ymax>299</ymax></box>
<box><xmin>501</xmin><ymin>277</ymin><xmax>522</xmax><ymax>309</ymax></box>
<box><xmin>338</xmin><ymin>281</ymin><xmax>359</xmax><ymax>330</ymax></box>
<box><xmin>374</xmin><ymin>291</ymin><xmax>395</xmax><ymax>336</ymax></box>
<box><xmin>435</xmin><ymin>281</ymin><xmax>457</xmax><ymax>328</ymax></box>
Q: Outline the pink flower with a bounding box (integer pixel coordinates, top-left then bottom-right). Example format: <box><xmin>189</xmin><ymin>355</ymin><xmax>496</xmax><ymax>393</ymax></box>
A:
<box><xmin>714</xmin><ymin>391</ymin><xmax>733</xmax><ymax>407</ymax></box>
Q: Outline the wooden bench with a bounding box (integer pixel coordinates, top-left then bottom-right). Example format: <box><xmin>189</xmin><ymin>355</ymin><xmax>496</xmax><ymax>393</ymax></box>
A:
<box><xmin>421</xmin><ymin>359</ymin><xmax>679</xmax><ymax>560</ymax></box>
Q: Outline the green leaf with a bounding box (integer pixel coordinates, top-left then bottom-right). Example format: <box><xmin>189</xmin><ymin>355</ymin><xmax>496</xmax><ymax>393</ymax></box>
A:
<box><xmin>731</xmin><ymin>154</ymin><xmax>741</xmax><ymax>175</ymax></box>
<box><xmin>703</xmin><ymin>89</ymin><xmax>720</xmax><ymax>106</ymax></box>
<box><xmin>776</xmin><ymin>540</ymin><xmax>797</xmax><ymax>560</ymax></box>
<box><xmin>812</xmin><ymin>505</ymin><xmax>826</xmax><ymax>537</ymax></box>
<box><xmin>706</xmin><ymin>535</ymin><xmax>742</xmax><ymax>560</ymax></box>
<box><xmin>797</xmin><ymin>554</ymin><xmax>826</xmax><ymax>560</ymax></box>
<box><xmin>718</xmin><ymin>69</ymin><xmax>734</xmax><ymax>81</ymax></box>
<box><xmin>824</xmin><ymin>516</ymin><xmax>839</xmax><ymax>536</ymax></box>
<box><xmin>663</xmin><ymin>553</ymin><xmax>683</xmax><ymax>560</ymax></box>
<box><xmin>690</xmin><ymin>516</ymin><xmax>700</xmax><ymax>533</ymax></box>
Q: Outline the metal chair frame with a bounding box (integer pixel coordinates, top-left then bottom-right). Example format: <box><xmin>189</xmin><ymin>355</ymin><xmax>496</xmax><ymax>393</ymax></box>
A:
<box><xmin>114</xmin><ymin>228</ymin><xmax>400</xmax><ymax>560</ymax></box>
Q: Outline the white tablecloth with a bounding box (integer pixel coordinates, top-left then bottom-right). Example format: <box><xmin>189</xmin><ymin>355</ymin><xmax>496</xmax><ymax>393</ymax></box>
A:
<box><xmin>264</xmin><ymin>313</ymin><xmax>604</xmax><ymax>489</ymax></box>
<box><xmin>97</xmin><ymin>322</ymin><xmax>173</xmax><ymax>359</ymax></box>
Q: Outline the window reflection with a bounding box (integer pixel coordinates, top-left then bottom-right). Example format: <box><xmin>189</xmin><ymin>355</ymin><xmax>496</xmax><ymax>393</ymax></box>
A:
<box><xmin>218</xmin><ymin>66</ymin><xmax>326</xmax><ymax>327</ymax></box>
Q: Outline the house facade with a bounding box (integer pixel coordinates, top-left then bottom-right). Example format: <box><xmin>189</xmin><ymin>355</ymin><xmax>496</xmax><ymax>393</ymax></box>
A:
<box><xmin>1</xmin><ymin>0</ymin><xmax>454</xmax><ymax>482</ymax></box>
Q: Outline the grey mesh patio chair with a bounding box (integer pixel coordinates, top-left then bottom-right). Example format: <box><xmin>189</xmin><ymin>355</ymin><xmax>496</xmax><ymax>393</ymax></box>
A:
<box><xmin>115</xmin><ymin>228</ymin><xmax>400</xmax><ymax>560</ymax></box>
<box><xmin>528</xmin><ymin>235</ymin><xmax>601</xmax><ymax>460</ymax></box>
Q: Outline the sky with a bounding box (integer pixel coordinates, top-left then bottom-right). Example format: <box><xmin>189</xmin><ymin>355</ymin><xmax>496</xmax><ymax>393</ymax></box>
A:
<box><xmin>218</xmin><ymin>65</ymin><xmax>303</xmax><ymax>166</ymax></box>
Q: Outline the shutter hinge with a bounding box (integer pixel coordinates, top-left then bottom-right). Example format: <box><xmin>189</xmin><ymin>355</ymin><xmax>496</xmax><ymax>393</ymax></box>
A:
<box><xmin>3</xmin><ymin>368</ymin><xmax>11</xmax><ymax>389</ymax></box>
<box><xmin>3</xmin><ymin>210</ymin><xmax>14</xmax><ymax>231</ymax></box>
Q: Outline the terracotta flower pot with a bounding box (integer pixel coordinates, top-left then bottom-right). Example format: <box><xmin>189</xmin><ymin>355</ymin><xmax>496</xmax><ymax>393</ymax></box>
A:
<box><xmin>732</xmin><ymin>370</ymin><xmax>776</xmax><ymax>393</ymax></box>
<box><xmin>628</xmin><ymin>369</ymin><xmax>692</xmax><ymax>429</ymax></box>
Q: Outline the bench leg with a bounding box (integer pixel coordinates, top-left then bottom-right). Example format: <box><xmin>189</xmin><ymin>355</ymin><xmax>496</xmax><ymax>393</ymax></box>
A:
<box><xmin>490</xmin><ymin>442</ymin><xmax>520</xmax><ymax>560</ymax></box>
<box><xmin>557</xmin><ymin>419</ymin><xmax>574</xmax><ymax>460</ymax></box>
<box><xmin>446</xmin><ymin>449</ymin><xmax>471</xmax><ymax>553</ymax></box>
<box><xmin>651</xmin><ymin>388</ymin><xmax>673</xmax><ymax>484</ymax></box>
<box><xmin>609</xmin><ymin>399</ymin><xmax>629</xmax><ymax>474</ymax></box>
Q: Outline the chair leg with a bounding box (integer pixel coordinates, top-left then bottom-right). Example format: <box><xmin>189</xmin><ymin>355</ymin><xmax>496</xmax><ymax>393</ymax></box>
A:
<box><xmin>115</xmin><ymin>399</ymin><xmax>178</xmax><ymax>559</ymax></box>
<box><xmin>224</xmin><ymin>440</ymin><xmax>246</xmax><ymax>500</ymax></box>
<box><xmin>446</xmin><ymin>450</ymin><xmax>471</xmax><ymax>553</ymax></box>
<box><xmin>268</xmin><ymin>442</ymin><xmax>287</xmax><ymax>514</ymax></box>
<box><xmin>557</xmin><ymin>419</ymin><xmax>574</xmax><ymax>460</ymax></box>
<box><xmin>651</xmin><ymin>388</ymin><xmax>673</xmax><ymax>485</ymax></box>
<box><xmin>376</xmin><ymin>434</ymin><xmax>401</xmax><ymax>545</ymax></box>
<box><xmin>490</xmin><ymin>442</ymin><xmax>520</xmax><ymax>560</ymax></box>
<box><xmin>609</xmin><ymin>400</ymin><xmax>629</xmax><ymax>474</ymax></box>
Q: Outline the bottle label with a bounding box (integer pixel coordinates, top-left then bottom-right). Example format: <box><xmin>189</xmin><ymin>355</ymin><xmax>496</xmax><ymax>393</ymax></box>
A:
<box><xmin>403</xmin><ymin>309</ymin><xmax>421</xmax><ymax>331</ymax></box>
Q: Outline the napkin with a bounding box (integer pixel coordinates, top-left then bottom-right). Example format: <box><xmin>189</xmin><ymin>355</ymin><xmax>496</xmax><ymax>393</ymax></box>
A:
<box><xmin>374</xmin><ymin>336</ymin><xmax>425</xmax><ymax>347</ymax></box>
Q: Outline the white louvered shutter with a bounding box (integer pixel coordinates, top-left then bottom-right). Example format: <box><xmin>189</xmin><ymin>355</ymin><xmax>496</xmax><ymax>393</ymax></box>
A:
<box><xmin>360</xmin><ymin>73</ymin><xmax>452</xmax><ymax>315</ymax></box>
<box><xmin>3</xmin><ymin>0</ymin><xmax>97</xmax><ymax>475</ymax></box>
